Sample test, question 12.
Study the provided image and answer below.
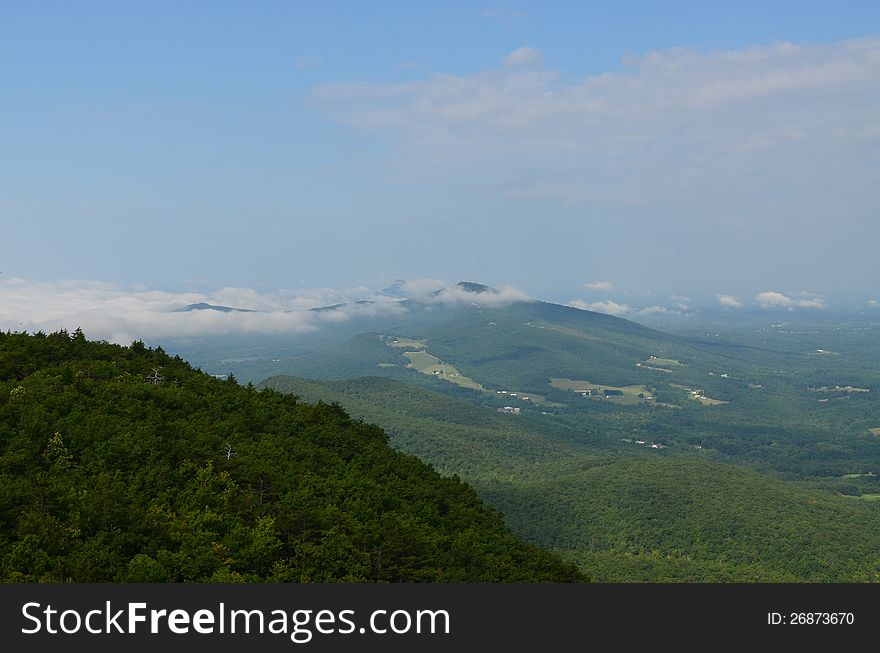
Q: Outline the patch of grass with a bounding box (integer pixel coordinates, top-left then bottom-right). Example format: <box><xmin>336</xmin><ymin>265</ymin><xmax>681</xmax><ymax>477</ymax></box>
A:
<box><xmin>399</xmin><ymin>344</ymin><xmax>563</xmax><ymax>405</ymax></box>
<box><xmin>549</xmin><ymin>377</ymin><xmax>653</xmax><ymax>404</ymax></box>
<box><xmin>403</xmin><ymin>351</ymin><xmax>484</xmax><ymax>390</ymax></box>
<box><xmin>642</xmin><ymin>356</ymin><xmax>682</xmax><ymax>368</ymax></box>
<box><xmin>844</xmin><ymin>494</ymin><xmax>880</xmax><ymax>502</ymax></box>
<box><xmin>385</xmin><ymin>336</ymin><xmax>427</xmax><ymax>349</ymax></box>
<box><xmin>403</xmin><ymin>350</ymin><xmax>441</xmax><ymax>371</ymax></box>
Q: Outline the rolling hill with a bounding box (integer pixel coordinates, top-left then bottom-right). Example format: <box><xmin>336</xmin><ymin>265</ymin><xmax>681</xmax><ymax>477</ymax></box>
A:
<box><xmin>262</xmin><ymin>375</ymin><xmax>880</xmax><ymax>582</ymax></box>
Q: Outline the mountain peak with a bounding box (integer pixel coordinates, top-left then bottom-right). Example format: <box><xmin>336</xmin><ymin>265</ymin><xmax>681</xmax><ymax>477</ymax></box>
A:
<box><xmin>454</xmin><ymin>281</ymin><xmax>496</xmax><ymax>294</ymax></box>
<box><xmin>173</xmin><ymin>302</ymin><xmax>255</xmax><ymax>313</ymax></box>
<box><xmin>427</xmin><ymin>281</ymin><xmax>498</xmax><ymax>299</ymax></box>
<box><xmin>380</xmin><ymin>278</ymin><xmax>410</xmax><ymax>298</ymax></box>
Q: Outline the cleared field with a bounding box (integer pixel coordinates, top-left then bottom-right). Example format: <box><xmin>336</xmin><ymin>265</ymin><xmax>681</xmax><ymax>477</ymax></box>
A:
<box><xmin>550</xmin><ymin>378</ymin><xmax>652</xmax><ymax>405</ymax></box>
<box><xmin>870</xmin><ymin>428</ymin><xmax>880</xmax><ymax>436</ymax></box>
<box><xmin>385</xmin><ymin>336</ymin><xmax>427</xmax><ymax>349</ymax></box>
<box><xmin>642</xmin><ymin>356</ymin><xmax>682</xmax><ymax>368</ymax></box>
<box><xmin>844</xmin><ymin>494</ymin><xmax>880</xmax><ymax>502</ymax></box>
<box><xmin>398</xmin><ymin>344</ymin><xmax>561</xmax><ymax>405</ymax></box>
<box><xmin>487</xmin><ymin>389</ymin><xmax>565</xmax><ymax>408</ymax></box>
<box><xmin>671</xmin><ymin>384</ymin><xmax>729</xmax><ymax>406</ymax></box>
<box><xmin>403</xmin><ymin>351</ymin><xmax>483</xmax><ymax>390</ymax></box>
<box><xmin>404</xmin><ymin>350</ymin><xmax>443</xmax><ymax>371</ymax></box>
<box><xmin>809</xmin><ymin>385</ymin><xmax>870</xmax><ymax>393</ymax></box>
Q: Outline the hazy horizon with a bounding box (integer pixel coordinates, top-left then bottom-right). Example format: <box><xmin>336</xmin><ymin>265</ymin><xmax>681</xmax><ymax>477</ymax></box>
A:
<box><xmin>3</xmin><ymin>2</ymin><xmax>879</xmax><ymax>336</ymax></box>
<box><xmin>1</xmin><ymin>273</ymin><xmax>877</xmax><ymax>345</ymax></box>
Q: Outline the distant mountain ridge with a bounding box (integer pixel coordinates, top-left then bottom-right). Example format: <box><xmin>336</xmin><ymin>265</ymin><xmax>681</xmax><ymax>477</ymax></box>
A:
<box><xmin>173</xmin><ymin>281</ymin><xmax>515</xmax><ymax>316</ymax></box>
<box><xmin>174</xmin><ymin>302</ymin><xmax>255</xmax><ymax>313</ymax></box>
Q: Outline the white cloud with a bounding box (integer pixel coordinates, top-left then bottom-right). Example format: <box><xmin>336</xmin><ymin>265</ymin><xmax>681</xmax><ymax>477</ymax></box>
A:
<box><xmin>569</xmin><ymin>298</ymin><xmax>688</xmax><ymax>316</ymax></box>
<box><xmin>717</xmin><ymin>294</ymin><xmax>744</xmax><ymax>308</ymax></box>
<box><xmin>584</xmin><ymin>280</ymin><xmax>614</xmax><ymax>291</ymax></box>
<box><xmin>639</xmin><ymin>305</ymin><xmax>676</xmax><ymax>315</ymax></box>
<box><xmin>0</xmin><ymin>278</ymin><xmax>533</xmax><ymax>345</ymax></box>
<box><xmin>756</xmin><ymin>291</ymin><xmax>794</xmax><ymax>308</ymax></box>
<box><xmin>568</xmin><ymin>299</ymin><xmax>688</xmax><ymax>317</ymax></box>
<box><xmin>869</xmin><ymin>299</ymin><xmax>879</xmax><ymax>307</ymax></box>
<box><xmin>0</xmin><ymin>278</ymin><xmax>406</xmax><ymax>345</ymax></box>
<box><xmin>503</xmin><ymin>46</ymin><xmax>543</xmax><ymax>67</ymax></box>
<box><xmin>796</xmin><ymin>297</ymin><xmax>827</xmax><ymax>309</ymax></box>
<box><xmin>421</xmin><ymin>284</ymin><xmax>530</xmax><ymax>308</ymax></box>
<box><xmin>399</xmin><ymin>278</ymin><xmax>447</xmax><ymax>296</ymax></box>
<box><xmin>756</xmin><ymin>290</ymin><xmax>826</xmax><ymax>309</ymax></box>
<box><xmin>308</xmin><ymin>37</ymin><xmax>880</xmax><ymax>233</ymax></box>
<box><xmin>568</xmin><ymin>299</ymin><xmax>632</xmax><ymax>316</ymax></box>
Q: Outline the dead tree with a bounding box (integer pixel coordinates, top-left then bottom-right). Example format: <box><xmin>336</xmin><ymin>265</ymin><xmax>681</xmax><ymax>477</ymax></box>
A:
<box><xmin>145</xmin><ymin>367</ymin><xmax>164</xmax><ymax>384</ymax></box>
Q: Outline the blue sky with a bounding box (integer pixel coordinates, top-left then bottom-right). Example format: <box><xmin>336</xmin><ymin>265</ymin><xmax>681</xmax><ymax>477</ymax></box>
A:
<box><xmin>2</xmin><ymin>1</ymin><xmax>879</xmax><ymax>332</ymax></box>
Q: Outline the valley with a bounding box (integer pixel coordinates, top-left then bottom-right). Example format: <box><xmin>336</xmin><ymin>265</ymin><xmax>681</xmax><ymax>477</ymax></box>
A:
<box><xmin>161</xmin><ymin>283</ymin><xmax>880</xmax><ymax>582</ymax></box>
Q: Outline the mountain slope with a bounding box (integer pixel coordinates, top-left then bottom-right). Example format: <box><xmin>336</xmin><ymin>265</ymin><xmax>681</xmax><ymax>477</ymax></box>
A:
<box><xmin>0</xmin><ymin>330</ymin><xmax>583</xmax><ymax>582</ymax></box>
<box><xmin>256</xmin><ymin>296</ymin><xmax>689</xmax><ymax>388</ymax></box>
<box><xmin>263</xmin><ymin>375</ymin><xmax>880</xmax><ymax>582</ymax></box>
<box><xmin>220</xmin><ymin>286</ymin><xmax>879</xmax><ymax>479</ymax></box>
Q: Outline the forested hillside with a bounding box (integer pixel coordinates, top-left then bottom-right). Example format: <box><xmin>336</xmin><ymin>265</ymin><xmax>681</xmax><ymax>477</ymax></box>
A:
<box><xmin>0</xmin><ymin>331</ymin><xmax>582</xmax><ymax>582</ymax></box>
<box><xmin>264</xmin><ymin>375</ymin><xmax>880</xmax><ymax>582</ymax></box>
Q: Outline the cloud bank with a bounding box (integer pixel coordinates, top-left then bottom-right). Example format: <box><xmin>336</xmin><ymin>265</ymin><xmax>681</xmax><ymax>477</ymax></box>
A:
<box><xmin>717</xmin><ymin>294</ymin><xmax>744</xmax><ymax>308</ymax></box>
<box><xmin>567</xmin><ymin>298</ymin><xmax>683</xmax><ymax>317</ymax></box>
<box><xmin>393</xmin><ymin>278</ymin><xmax>447</xmax><ymax>297</ymax></box>
<box><xmin>756</xmin><ymin>291</ymin><xmax>827</xmax><ymax>309</ymax></box>
<box><xmin>0</xmin><ymin>277</ymin><xmax>532</xmax><ymax>344</ymax></box>
<box><xmin>310</xmin><ymin>39</ymin><xmax>880</xmax><ymax>207</ymax></box>
<box><xmin>308</xmin><ymin>38</ymin><xmax>880</xmax><ymax>296</ymax></box>
<box><xmin>0</xmin><ymin>278</ymin><xmax>409</xmax><ymax>344</ymax></box>
<box><xmin>504</xmin><ymin>46</ymin><xmax>543</xmax><ymax>67</ymax></box>
<box><xmin>584</xmin><ymin>281</ymin><xmax>614</xmax><ymax>291</ymax></box>
<box><xmin>568</xmin><ymin>299</ymin><xmax>631</xmax><ymax>316</ymax></box>
<box><xmin>421</xmin><ymin>285</ymin><xmax>531</xmax><ymax>307</ymax></box>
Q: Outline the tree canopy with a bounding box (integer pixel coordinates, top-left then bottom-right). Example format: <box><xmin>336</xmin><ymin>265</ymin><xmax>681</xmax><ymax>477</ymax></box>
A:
<box><xmin>0</xmin><ymin>330</ymin><xmax>583</xmax><ymax>582</ymax></box>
